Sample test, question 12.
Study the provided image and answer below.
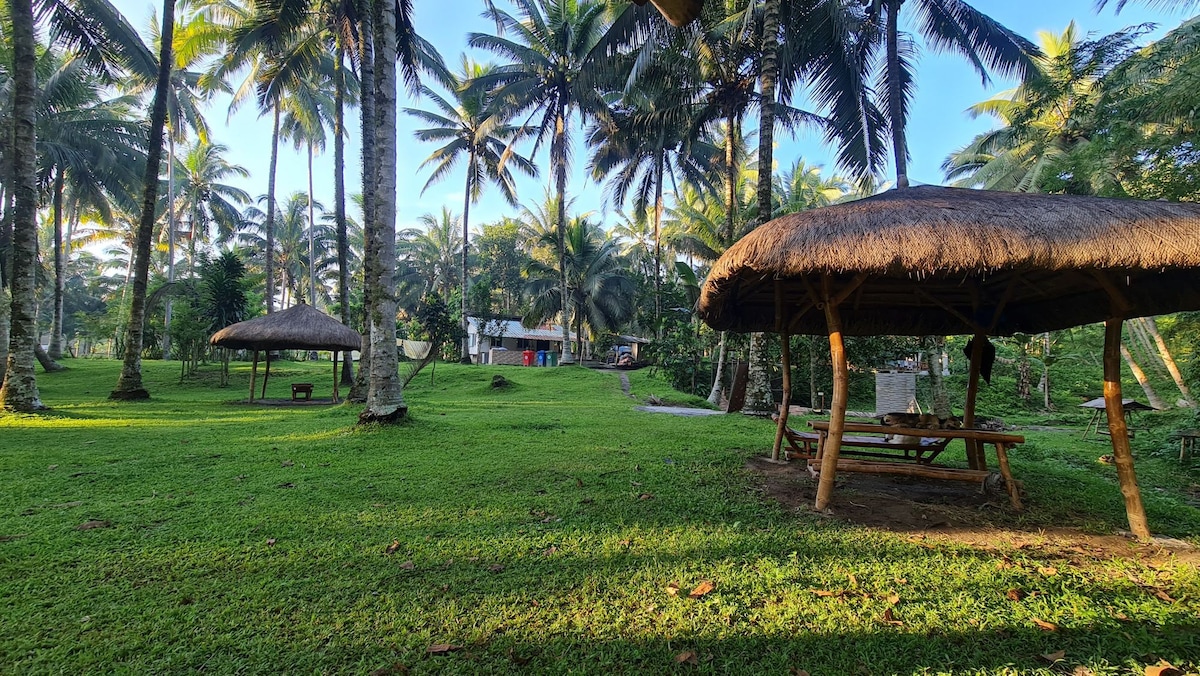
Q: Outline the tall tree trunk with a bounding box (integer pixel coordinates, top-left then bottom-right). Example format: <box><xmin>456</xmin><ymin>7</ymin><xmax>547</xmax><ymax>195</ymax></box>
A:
<box><xmin>335</xmin><ymin>31</ymin><xmax>353</xmax><ymax>386</ymax></box>
<box><xmin>1128</xmin><ymin>318</ymin><xmax>1169</xmax><ymax>383</ymax></box>
<box><xmin>1142</xmin><ymin>317</ymin><xmax>1193</xmax><ymax>406</ymax></box>
<box><xmin>706</xmin><ymin>330</ymin><xmax>727</xmax><ymax>406</ymax></box>
<box><xmin>928</xmin><ymin>336</ymin><xmax>951</xmax><ymax>417</ymax></box>
<box><xmin>460</xmin><ymin>151</ymin><xmax>474</xmax><ymax>364</ymax></box>
<box><xmin>265</xmin><ymin>104</ymin><xmax>280</xmax><ymax>314</ymax></box>
<box><xmin>0</xmin><ymin>285</ymin><xmax>10</xmax><ymax>385</ymax></box>
<box><xmin>110</xmin><ymin>0</ymin><xmax>174</xmax><ymax>401</ymax></box>
<box><xmin>49</xmin><ymin>167</ymin><xmax>65</xmax><ymax>359</ymax></box>
<box><xmin>553</xmin><ymin>103</ymin><xmax>573</xmax><ymax>365</ymax></box>
<box><xmin>1</xmin><ymin>118</ymin><xmax>13</xmax><ymax>384</ymax></box>
<box><xmin>653</xmin><ymin>152</ymin><xmax>664</xmax><ymax>338</ymax></box>
<box><xmin>756</xmin><ymin>0</ymin><xmax>780</xmax><ymax>225</ymax></box>
<box><xmin>885</xmin><ymin>0</ymin><xmax>909</xmax><ymax>189</ymax></box>
<box><xmin>1121</xmin><ymin>341</ymin><xmax>1165</xmax><ymax>410</ymax></box>
<box><xmin>1042</xmin><ymin>332</ymin><xmax>1052</xmax><ymax>410</ymax></box>
<box><xmin>164</xmin><ymin>133</ymin><xmax>175</xmax><ymax>360</ymax></box>
<box><xmin>349</xmin><ymin>4</ymin><xmax>375</xmax><ymax>403</ymax></box>
<box><xmin>809</xmin><ymin>336</ymin><xmax>820</xmax><ymax>409</ymax></box>
<box><xmin>743</xmin><ymin>331</ymin><xmax>775</xmax><ymax>415</ymax></box>
<box><xmin>725</xmin><ymin>114</ymin><xmax>736</xmax><ymax>244</ymax></box>
<box><xmin>359</xmin><ymin>0</ymin><xmax>406</xmax><ymax>423</ymax></box>
<box><xmin>307</xmin><ymin>140</ymin><xmax>317</xmax><ymax>308</ymax></box>
<box><xmin>1017</xmin><ymin>342</ymin><xmax>1031</xmax><ymax>403</ymax></box>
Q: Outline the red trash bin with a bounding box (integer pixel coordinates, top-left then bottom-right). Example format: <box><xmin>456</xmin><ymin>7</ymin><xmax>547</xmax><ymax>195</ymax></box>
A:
<box><xmin>522</xmin><ymin>349</ymin><xmax>535</xmax><ymax>366</ymax></box>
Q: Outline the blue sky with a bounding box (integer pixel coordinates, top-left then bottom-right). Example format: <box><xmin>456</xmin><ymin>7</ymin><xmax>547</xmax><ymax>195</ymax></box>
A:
<box><xmin>110</xmin><ymin>0</ymin><xmax>1184</xmax><ymax>236</ymax></box>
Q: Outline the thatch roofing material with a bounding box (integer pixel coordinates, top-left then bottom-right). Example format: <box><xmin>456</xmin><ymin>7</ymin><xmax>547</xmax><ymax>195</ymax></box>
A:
<box><xmin>699</xmin><ymin>186</ymin><xmax>1200</xmax><ymax>336</ymax></box>
<box><xmin>210</xmin><ymin>303</ymin><xmax>361</xmax><ymax>351</ymax></box>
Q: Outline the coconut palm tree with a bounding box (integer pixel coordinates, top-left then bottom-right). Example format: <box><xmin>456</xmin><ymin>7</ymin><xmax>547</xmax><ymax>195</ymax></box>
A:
<box><xmin>405</xmin><ymin>55</ymin><xmax>538</xmax><ymax>363</ymax></box>
<box><xmin>468</xmin><ymin>0</ymin><xmax>614</xmax><ymax>364</ymax></box>
<box><xmin>773</xmin><ymin>159</ymin><xmax>850</xmax><ymax>216</ymax></box>
<box><xmin>173</xmin><ymin>139</ymin><xmax>251</xmax><ymax>262</ymax></box>
<box><xmin>405</xmin><ymin>207</ymin><xmax>464</xmax><ymax>303</ymax></box>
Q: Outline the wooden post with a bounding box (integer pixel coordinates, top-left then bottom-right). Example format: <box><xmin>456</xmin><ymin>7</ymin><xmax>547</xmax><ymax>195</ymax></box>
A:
<box><xmin>993</xmin><ymin>443</ymin><xmax>1023</xmax><ymax>510</ymax></box>
<box><xmin>262</xmin><ymin>352</ymin><xmax>271</xmax><ymax>399</ymax></box>
<box><xmin>962</xmin><ymin>332</ymin><xmax>987</xmax><ymax>470</ymax></box>
<box><xmin>772</xmin><ymin>280</ymin><xmax>791</xmax><ymax>462</ymax></box>
<box><xmin>815</xmin><ymin>277</ymin><xmax>848</xmax><ymax>511</ymax></box>
<box><xmin>249</xmin><ymin>350</ymin><xmax>259</xmax><ymax>403</ymax></box>
<box><xmin>1104</xmin><ymin>318</ymin><xmax>1151</xmax><ymax>540</ymax></box>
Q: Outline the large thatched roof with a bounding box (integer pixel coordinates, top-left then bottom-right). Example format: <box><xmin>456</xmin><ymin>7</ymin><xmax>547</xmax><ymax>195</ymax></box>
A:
<box><xmin>210</xmin><ymin>303</ymin><xmax>361</xmax><ymax>351</ymax></box>
<box><xmin>699</xmin><ymin>186</ymin><xmax>1200</xmax><ymax>336</ymax></box>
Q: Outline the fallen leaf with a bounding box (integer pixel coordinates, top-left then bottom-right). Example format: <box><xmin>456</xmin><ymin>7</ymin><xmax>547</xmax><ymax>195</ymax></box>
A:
<box><xmin>1038</xmin><ymin>566</ymin><xmax>1059</xmax><ymax>576</ymax></box>
<box><xmin>638</xmin><ymin>493</ymin><xmax>654</xmax><ymax>500</ymax></box>
<box><xmin>426</xmin><ymin>644</ymin><xmax>461</xmax><ymax>655</ymax></box>
<box><xmin>689</xmin><ymin>580</ymin><xmax>715</xmax><ymax>598</ymax></box>
<box><xmin>47</xmin><ymin>464</ymin><xmax>58</xmax><ymax>470</ymax></box>
<box><xmin>809</xmin><ymin>589</ymin><xmax>839</xmax><ymax>597</ymax></box>
<box><xmin>881</xmin><ymin>608</ymin><xmax>903</xmax><ymax>626</ymax></box>
<box><xmin>790</xmin><ymin>670</ymin><xmax>811</xmax><ymax>676</ymax></box>
<box><xmin>1038</xmin><ymin>650</ymin><xmax>1066</xmax><ymax>663</ymax></box>
<box><xmin>399</xmin><ymin>560</ymin><xmax>415</xmax><ymax>570</ymax></box>
<box><xmin>276</xmin><ymin>482</ymin><xmax>295</xmax><ymax>489</ymax></box>
<box><xmin>1072</xmin><ymin>666</ymin><xmax>1095</xmax><ymax>676</ymax></box>
<box><xmin>385</xmin><ymin>540</ymin><xmax>401</xmax><ymax>555</ymax></box>
<box><xmin>266</xmin><ymin>538</ymin><xmax>276</xmax><ymax>546</ymax></box>
<box><xmin>1145</xmin><ymin>664</ymin><xmax>1183</xmax><ymax>676</ymax></box>
<box><xmin>619</xmin><ymin>539</ymin><xmax>632</xmax><ymax>547</ymax></box>
<box><xmin>886</xmin><ymin>593</ymin><xmax>900</xmax><ymax>605</ymax></box>
<box><xmin>281</xmin><ymin>460</ymin><xmax>294</xmax><ymax>467</ymax></box>
<box><xmin>373</xmin><ymin>503</ymin><xmax>387</xmax><ymax>508</ymax></box>
<box><xmin>1152</xmin><ymin>589</ymin><xmax>1176</xmax><ymax>604</ymax></box>
<box><xmin>1032</xmin><ymin>618</ymin><xmax>1058</xmax><ymax>632</ymax></box>
<box><xmin>665</xmin><ymin>583</ymin><xmax>680</xmax><ymax>597</ymax></box>
<box><xmin>996</xmin><ymin>558</ymin><xmax>1014</xmax><ymax>570</ymax></box>
<box><xmin>1006</xmin><ymin>588</ymin><xmax>1026</xmax><ymax>601</ymax></box>
<box><xmin>488</xmin><ymin>564</ymin><xmax>505</xmax><ymax>573</ymax></box>
<box><xmin>76</xmin><ymin>520</ymin><xmax>110</xmax><ymax>530</ymax></box>
<box><xmin>542</xmin><ymin>546</ymin><xmax>558</xmax><ymax>556</ymax></box>
<box><xmin>675</xmin><ymin>651</ymin><xmax>699</xmax><ymax>665</ymax></box>
<box><xmin>0</xmin><ymin>534</ymin><xmax>27</xmax><ymax>542</ymax></box>
<box><xmin>848</xmin><ymin>573</ymin><xmax>858</xmax><ymax>587</ymax></box>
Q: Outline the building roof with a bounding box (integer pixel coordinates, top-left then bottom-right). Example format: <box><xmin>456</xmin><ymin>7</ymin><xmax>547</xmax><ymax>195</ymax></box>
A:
<box><xmin>210</xmin><ymin>303</ymin><xmax>361</xmax><ymax>351</ymax></box>
<box><xmin>468</xmin><ymin>317</ymin><xmax>577</xmax><ymax>342</ymax></box>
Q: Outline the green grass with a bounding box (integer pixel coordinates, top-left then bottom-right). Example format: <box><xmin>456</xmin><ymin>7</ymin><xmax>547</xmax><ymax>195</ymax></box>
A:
<box><xmin>2</xmin><ymin>359</ymin><xmax>1199</xmax><ymax>674</ymax></box>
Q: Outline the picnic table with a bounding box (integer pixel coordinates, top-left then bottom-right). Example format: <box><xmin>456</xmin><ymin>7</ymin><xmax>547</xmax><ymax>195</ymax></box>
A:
<box><xmin>808</xmin><ymin>421</ymin><xmax>1025</xmax><ymax>510</ymax></box>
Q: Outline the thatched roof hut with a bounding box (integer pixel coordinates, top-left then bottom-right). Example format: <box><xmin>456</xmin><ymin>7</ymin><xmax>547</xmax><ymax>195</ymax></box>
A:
<box><xmin>700</xmin><ymin>186</ymin><xmax>1200</xmax><ymax>336</ymax></box>
<box><xmin>210</xmin><ymin>303</ymin><xmax>361</xmax><ymax>352</ymax></box>
<box><xmin>698</xmin><ymin>186</ymin><xmax>1200</xmax><ymax>541</ymax></box>
<box><xmin>211</xmin><ymin>303</ymin><xmax>361</xmax><ymax>403</ymax></box>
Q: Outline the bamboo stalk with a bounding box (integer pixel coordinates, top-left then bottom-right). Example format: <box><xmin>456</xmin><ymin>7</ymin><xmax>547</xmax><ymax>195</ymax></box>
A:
<box><xmin>815</xmin><ymin>276</ymin><xmax>848</xmax><ymax>511</ymax></box>
<box><xmin>771</xmin><ymin>279</ymin><xmax>790</xmax><ymax>462</ymax></box>
<box><xmin>249</xmin><ymin>350</ymin><xmax>258</xmax><ymax>403</ymax></box>
<box><xmin>262</xmin><ymin>353</ymin><xmax>271</xmax><ymax>400</ymax></box>
<box><xmin>1104</xmin><ymin>319</ymin><xmax>1151</xmax><ymax>540</ymax></box>
<box><xmin>963</xmin><ymin>333</ymin><xmax>987</xmax><ymax>470</ymax></box>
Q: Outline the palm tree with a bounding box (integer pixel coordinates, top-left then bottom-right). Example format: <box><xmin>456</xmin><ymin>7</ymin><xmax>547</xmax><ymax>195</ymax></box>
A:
<box><xmin>941</xmin><ymin>24</ymin><xmax>1141</xmax><ymax>194</ymax></box>
<box><xmin>523</xmin><ymin>215</ymin><xmax>635</xmax><ymax>359</ymax></box>
<box><xmin>773</xmin><ymin>159</ymin><xmax>850</xmax><ymax>216</ymax></box>
<box><xmin>469</xmin><ymin>0</ymin><xmax>614</xmax><ymax>364</ymax></box>
<box><xmin>111</xmin><ymin>0</ymin><xmax>176</xmax><ymax>401</ymax></box>
<box><xmin>272</xmin><ymin>191</ymin><xmax>329</xmax><ymax>306</ymax></box>
<box><xmin>405</xmin><ymin>55</ymin><xmax>538</xmax><ymax>363</ymax></box>
<box><xmin>858</xmin><ymin>0</ymin><xmax>1036</xmax><ymax>188</ymax></box>
<box><xmin>1</xmin><ymin>0</ymin><xmax>46</xmax><ymax>411</ymax></box>
<box><xmin>405</xmin><ymin>207</ymin><xmax>464</xmax><ymax>302</ymax></box>
<box><xmin>173</xmin><ymin>139</ymin><xmax>251</xmax><ymax>262</ymax></box>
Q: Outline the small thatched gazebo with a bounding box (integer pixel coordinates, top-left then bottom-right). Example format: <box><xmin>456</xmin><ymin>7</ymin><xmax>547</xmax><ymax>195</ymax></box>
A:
<box><xmin>699</xmin><ymin>185</ymin><xmax>1200</xmax><ymax>539</ymax></box>
<box><xmin>210</xmin><ymin>303</ymin><xmax>361</xmax><ymax>403</ymax></box>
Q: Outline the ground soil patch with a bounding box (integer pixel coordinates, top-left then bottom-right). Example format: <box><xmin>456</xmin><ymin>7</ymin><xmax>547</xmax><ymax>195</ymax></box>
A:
<box><xmin>747</xmin><ymin>455</ymin><xmax>1200</xmax><ymax>565</ymax></box>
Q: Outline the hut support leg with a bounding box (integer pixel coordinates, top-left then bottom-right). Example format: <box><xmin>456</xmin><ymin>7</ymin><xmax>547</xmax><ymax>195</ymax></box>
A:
<box><xmin>815</xmin><ymin>285</ymin><xmax>848</xmax><ymax>511</ymax></box>
<box><xmin>262</xmin><ymin>354</ymin><xmax>271</xmax><ymax>399</ymax></box>
<box><xmin>332</xmin><ymin>351</ymin><xmax>339</xmax><ymax>403</ymax></box>
<box><xmin>963</xmin><ymin>332</ymin><xmax>987</xmax><ymax>471</ymax></box>
<box><xmin>1104</xmin><ymin>318</ymin><xmax>1151</xmax><ymax>540</ymax></box>
<box><xmin>249</xmin><ymin>350</ymin><xmax>258</xmax><ymax>403</ymax></box>
<box><xmin>771</xmin><ymin>280</ymin><xmax>791</xmax><ymax>463</ymax></box>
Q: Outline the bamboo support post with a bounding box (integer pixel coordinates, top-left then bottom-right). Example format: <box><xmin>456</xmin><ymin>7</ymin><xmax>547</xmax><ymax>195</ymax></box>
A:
<box><xmin>815</xmin><ymin>276</ymin><xmax>848</xmax><ymax>511</ymax></box>
<box><xmin>332</xmin><ymin>351</ymin><xmax>340</xmax><ymax>403</ymax></box>
<box><xmin>262</xmin><ymin>353</ymin><xmax>271</xmax><ymax>399</ymax></box>
<box><xmin>1104</xmin><ymin>318</ymin><xmax>1151</xmax><ymax>540</ymax></box>
<box><xmin>771</xmin><ymin>280</ymin><xmax>791</xmax><ymax>462</ymax></box>
<box><xmin>249</xmin><ymin>350</ymin><xmax>259</xmax><ymax>402</ymax></box>
<box><xmin>810</xmin><ymin>457</ymin><xmax>996</xmax><ymax>482</ymax></box>
<box><xmin>962</xmin><ymin>332</ymin><xmax>987</xmax><ymax>471</ymax></box>
<box><xmin>993</xmin><ymin>443</ymin><xmax>1023</xmax><ymax>510</ymax></box>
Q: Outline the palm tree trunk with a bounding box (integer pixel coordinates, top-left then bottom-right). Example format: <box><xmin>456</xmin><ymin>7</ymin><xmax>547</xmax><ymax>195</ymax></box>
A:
<box><xmin>706</xmin><ymin>330</ymin><xmax>727</xmax><ymax>406</ymax></box>
<box><xmin>1141</xmin><ymin>317</ymin><xmax>1193</xmax><ymax>406</ymax></box>
<box><xmin>1042</xmin><ymin>332</ymin><xmax>1052</xmax><ymax>410</ymax></box>
<box><xmin>349</xmin><ymin>3</ymin><xmax>375</xmax><ymax>403</ymax></box>
<box><xmin>334</xmin><ymin>33</ymin><xmax>353</xmax><ymax>386</ymax></box>
<box><xmin>653</xmin><ymin>153</ymin><xmax>664</xmax><ymax>338</ymax></box>
<box><xmin>725</xmin><ymin>114</ymin><xmax>736</xmax><ymax>244</ymax></box>
<box><xmin>744</xmin><ymin>331</ymin><xmax>774</xmax><ymax>415</ymax></box>
<box><xmin>110</xmin><ymin>0</ymin><xmax>174</xmax><ymax>400</ymax></box>
<box><xmin>1121</xmin><ymin>341</ymin><xmax>1164</xmax><ymax>410</ymax></box>
<box><xmin>0</xmin><ymin>284</ymin><xmax>10</xmax><ymax>385</ymax></box>
<box><xmin>553</xmin><ymin>103</ymin><xmax>573</xmax><ymax>365</ymax></box>
<box><xmin>164</xmin><ymin>133</ymin><xmax>175</xmax><ymax>360</ymax></box>
<box><xmin>307</xmin><ymin>141</ymin><xmax>317</xmax><ymax>307</ymax></box>
<box><xmin>0</xmin><ymin>0</ymin><xmax>42</xmax><ymax>411</ymax></box>
<box><xmin>929</xmin><ymin>336</ymin><xmax>950</xmax><ymax>417</ymax></box>
<box><xmin>886</xmin><ymin>0</ymin><xmax>909</xmax><ymax>189</ymax></box>
<box><xmin>460</xmin><ymin>151</ymin><xmax>474</xmax><ymax>364</ymax></box>
<box><xmin>49</xmin><ymin>167</ymin><xmax>65</xmax><ymax>359</ymax></box>
<box><xmin>1</xmin><ymin>125</ymin><xmax>13</xmax><ymax>384</ymax></box>
<box><xmin>359</xmin><ymin>0</ymin><xmax>406</xmax><ymax>423</ymax></box>
<box><xmin>265</xmin><ymin>104</ymin><xmax>281</xmax><ymax>314</ymax></box>
<box><xmin>756</xmin><ymin>0</ymin><xmax>780</xmax><ymax>226</ymax></box>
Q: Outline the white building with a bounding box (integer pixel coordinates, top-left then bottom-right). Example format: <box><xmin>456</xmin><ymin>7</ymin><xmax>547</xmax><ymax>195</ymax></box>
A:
<box><xmin>466</xmin><ymin>317</ymin><xmax>578</xmax><ymax>365</ymax></box>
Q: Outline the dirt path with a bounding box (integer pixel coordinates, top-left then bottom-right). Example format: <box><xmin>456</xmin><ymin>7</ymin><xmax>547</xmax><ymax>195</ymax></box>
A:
<box><xmin>619</xmin><ymin>372</ymin><xmax>632</xmax><ymax>397</ymax></box>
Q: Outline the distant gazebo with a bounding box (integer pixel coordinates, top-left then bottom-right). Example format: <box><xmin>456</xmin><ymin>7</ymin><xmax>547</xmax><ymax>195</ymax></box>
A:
<box><xmin>699</xmin><ymin>185</ymin><xmax>1200</xmax><ymax>540</ymax></box>
<box><xmin>210</xmin><ymin>303</ymin><xmax>361</xmax><ymax>403</ymax></box>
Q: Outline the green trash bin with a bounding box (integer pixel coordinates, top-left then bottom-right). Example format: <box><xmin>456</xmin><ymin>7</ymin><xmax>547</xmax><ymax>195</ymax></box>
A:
<box><xmin>547</xmin><ymin>351</ymin><xmax>558</xmax><ymax>366</ymax></box>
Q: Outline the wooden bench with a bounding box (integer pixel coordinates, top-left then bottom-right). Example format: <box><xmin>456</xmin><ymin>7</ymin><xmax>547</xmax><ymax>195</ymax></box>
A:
<box><xmin>772</xmin><ymin>415</ymin><xmax>950</xmax><ymax>464</ymax></box>
<box><xmin>808</xmin><ymin>421</ymin><xmax>1025</xmax><ymax>510</ymax></box>
<box><xmin>291</xmin><ymin>383</ymin><xmax>314</xmax><ymax>401</ymax></box>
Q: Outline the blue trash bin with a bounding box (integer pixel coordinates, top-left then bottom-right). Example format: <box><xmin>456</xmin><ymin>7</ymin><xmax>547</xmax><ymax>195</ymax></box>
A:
<box><xmin>536</xmin><ymin>350</ymin><xmax>546</xmax><ymax>366</ymax></box>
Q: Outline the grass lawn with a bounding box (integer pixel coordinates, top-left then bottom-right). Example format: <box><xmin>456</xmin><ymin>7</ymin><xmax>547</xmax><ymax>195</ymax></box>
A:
<box><xmin>2</xmin><ymin>358</ymin><xmax>1199</xmax><ymax>674</ymax></box>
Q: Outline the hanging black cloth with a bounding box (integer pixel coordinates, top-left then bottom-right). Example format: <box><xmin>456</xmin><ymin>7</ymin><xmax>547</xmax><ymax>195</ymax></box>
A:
<box><xmin>963</xmin><ymin>338</ymin><xmax>996</xmax><ymax>385</ymax></box>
